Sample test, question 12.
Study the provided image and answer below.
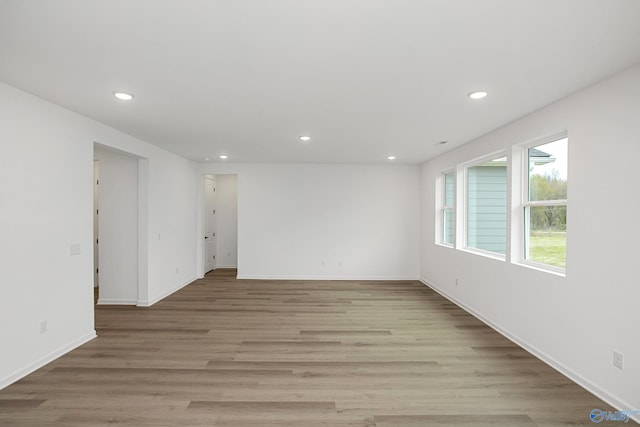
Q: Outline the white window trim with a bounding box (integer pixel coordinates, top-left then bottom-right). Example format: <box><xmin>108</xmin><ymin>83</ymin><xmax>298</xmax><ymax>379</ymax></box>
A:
<box><xmin>437</xmin><ymin>169</ymin><xmax>456</xmax><ymax>247</ymax></box>
<box><xmin>514</xmin><ymin>131</ymin><xmax>568</xmax><ymax>275</ymax></box>
<box><xmin>461</xmin><ymin>150</ymin><xmax>508</xmax><ymax>261</ymax></box>
<box><xmin>524</xmin><ymin>199</ymin><xmax>567</xmax><ymax>207</ymax></box>
<box><xmin>515</xmin><ymin>258</ymin><xmax>567</xmax><ymax>277</ymax></box>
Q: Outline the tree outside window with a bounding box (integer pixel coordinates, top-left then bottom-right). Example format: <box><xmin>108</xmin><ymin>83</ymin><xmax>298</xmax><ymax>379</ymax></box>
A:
<box><xmin>525</xmin><ymin>137</ymin><xmax>567</xmax><ymax>269</ymax></box>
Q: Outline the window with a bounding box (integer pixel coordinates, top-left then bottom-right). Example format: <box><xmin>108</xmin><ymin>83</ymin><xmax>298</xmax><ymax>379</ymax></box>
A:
<box><xmin>442</xmin><ymin>171</ymin><xmax>455</xmax><ymax>245</ymax></box>
<box><xmin>466</xmin><ymin>154</ymin><xmax>507</xmax><ymax>256</ymax></box>
<box><xmin>437</xmin><ymin>132</ymin><xmax>567</xmax><ymax>273</ymax></box>
<box><xmin>524</xmin><ymin>135</ymin><xmax>567</xmax><ymax>269</ymax></box>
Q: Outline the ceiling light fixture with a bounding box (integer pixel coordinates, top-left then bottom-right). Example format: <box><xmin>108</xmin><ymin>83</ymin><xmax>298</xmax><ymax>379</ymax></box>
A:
<box><xmin>203</xmin><ymin>157</ymin><xmax>210</xmax><ymax>161</ymax></box>
<box><xmin>219</xmin><ymin>155</ymin><xmax>228</xmax><ymax>160</ymax></box>
<box><xmin>113</xmin><ymin>91</ymin><xmax>134</xmax><ymax>101</ymax></box>
<box><xmin>299</xmin><ymin>136</ymin><xmax>311</xmax><ymax>142</ymax></box>
<box><xmin>387</xmin><ymin>156</ymin><xmax>396</xmax><ymax>160</ymax></box>
<box><xmin>468</xmin><ymin>91</ymin><xmax>487</xmax><ymax>100</ymax></box>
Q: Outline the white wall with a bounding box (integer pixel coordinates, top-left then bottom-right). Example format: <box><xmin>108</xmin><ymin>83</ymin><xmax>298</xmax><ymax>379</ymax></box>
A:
<box><xmin>142</xmin><ymin>151</ymin><xmax>198</xmax><ymax>306</ymax></box>
<box><xmin>198</xmin><ymin>163</ymin><xmax>420</xmax><ymax>280</ymax></box>
<box><xmin>215</xmin><ymin>175</ymin><xmax>238</xmax><ymax>268</ymax></box>
<box><xmin>0</xmin><ymin>81</ymin><xmax>199</xmax><ymax>388</ymax></box>
<box><xmin>94</xmin><ymin>145</ymin><xmax>139</xmax><ymax>304</ymax></box>
<box><xmin>90</xmin><ymin>133</ymin><xmax>199</xmax><ymax>309</ymax></box>
<box><xmin>420</xmin><ymin>64</ymin><xmax>640</xmax><ymax>412</ymax></box>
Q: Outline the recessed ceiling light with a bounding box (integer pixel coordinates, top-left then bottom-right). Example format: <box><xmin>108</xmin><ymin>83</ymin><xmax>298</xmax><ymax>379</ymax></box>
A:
<box><xmin>299</xmin><ymin>136</ymin><xmax>311</xmax><ymax>142</ymax></box>
<box><xmin>203</xmin><ymin>157</ymin><xmax>210</xmax><ymax>161</ymax></box>
<box><xmin>219</xmin><ymin>155</ymin><xmax>228</xmax><ymax>160</ymax></box>
<box><xmin>387</xmin><ymin>156</ymin><xmax>396</xmax><ymax>160</ymax></box>
<box><xmin>113</xmin><ymin>91</ymin><xmax>134</xmax><ymax>101</ymax></box>
<box><xmin>468</xmin><ymin>91</ymin><xmax>487</xmax><ymax>100</ymax></box>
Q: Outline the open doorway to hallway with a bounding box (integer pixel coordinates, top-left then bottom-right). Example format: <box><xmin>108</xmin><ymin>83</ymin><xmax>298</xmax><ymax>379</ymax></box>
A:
<box><xmin>93</xmin><ymin>144</ymin><xmax>141</xmax><ymax>305</ymax></box>
<box><xmin>203</xmin><ymin>174</ymin><xmax>238</xmax><ymax>275</ymax></box>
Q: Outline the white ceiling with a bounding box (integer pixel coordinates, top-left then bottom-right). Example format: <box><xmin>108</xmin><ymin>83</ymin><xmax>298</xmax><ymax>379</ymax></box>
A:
<box><xmin>2</xmin><ymin>0</ymin><xmax>640</xmax><ymax>164</ymax></box>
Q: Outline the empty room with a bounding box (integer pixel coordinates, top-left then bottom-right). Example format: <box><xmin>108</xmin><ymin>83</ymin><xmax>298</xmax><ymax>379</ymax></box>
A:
<box><xmin>1</xmin><ymin>1</ymin><xmax>639</xmax><ymax>426</ymax></box>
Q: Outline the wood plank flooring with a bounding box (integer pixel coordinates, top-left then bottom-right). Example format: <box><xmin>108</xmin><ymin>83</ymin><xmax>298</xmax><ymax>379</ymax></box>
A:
<box><xmin>0</xmin><ymin>270</ymin><xmax>626</xmax><ymax>426</ymax></box>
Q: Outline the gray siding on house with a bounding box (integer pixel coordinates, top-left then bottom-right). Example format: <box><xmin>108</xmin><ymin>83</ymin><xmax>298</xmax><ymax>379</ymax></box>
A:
<box><xmin>444</xmin><ymin>209</ymin><xmax>455</xmax><ymax>244</ymax></box>
<box><xmin>467</xmin><ymin>165</ymin><xmax>507</xmax><ymax>254</ymax></box>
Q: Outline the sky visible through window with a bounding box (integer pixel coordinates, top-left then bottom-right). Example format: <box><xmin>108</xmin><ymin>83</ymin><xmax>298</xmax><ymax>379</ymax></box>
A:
<box><xmin>533</xmin><ymin>137</ymin><xmax>567</xmax><ymax>180</ymax></box>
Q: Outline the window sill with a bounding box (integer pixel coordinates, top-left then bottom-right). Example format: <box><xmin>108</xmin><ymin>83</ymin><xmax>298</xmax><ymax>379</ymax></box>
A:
<box><xmin>459</xmin><ymin>247</ymin><xmax>506</xmax><ymax>262</ymax></box>
<box><xmin>514</xmin><ymin>260</ymin><xmax>566</xmax><ymax>277</ymax></box>
<box><xmin>435</xmin><ymin>242</ymin><xmax>455</xmax><ymax>249</ymax></box>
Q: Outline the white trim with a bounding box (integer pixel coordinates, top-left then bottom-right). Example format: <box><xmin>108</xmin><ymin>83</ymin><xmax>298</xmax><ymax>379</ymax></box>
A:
<box><xmin>440</xmin><ymin>166</ymin><xmax>456</xmax><ymax>175</ymax></box>
<box><xmin>454</xmin><ymin>164</ymin><xmax>465</xmax><ymax>251</ymax></box>
<box><xmin>442</xmin><ymin>170</ymin><xmax>456</xmax><ymax>245</ymax></box>
<box><xmin>458</xmin><ymin>246</ymin><xmax>506</xmax><ymax>262</ymax></box>
<box><xmin>435</xmin><ymin>173</ymin><xmax>443</xmax><ymax>245</ymax></box>
<box><xmin>435</xmin><ymin>242</ymin><xmax>454</xmax><ymax>249</ymax></box>
<box><xmin>93</xmin><ymin>143</ymin><xmax>150</xmax><ymax>308</ymax></box>
<box><xmin>237</xmin><ymin>275</ymin><xmax>419</xmax><ymax>281</ymax></box>
<box><xmin>0</xmin><ymin>331</ymin><xmax>97</xmax><ymax>390</ymax></box>
<box><xmin>520</xmin><ymin>130</ymin><xmax>568</xmax><ymax>151</ymax></box>
<box><xmin>418</xmin><ymin>277</ymin><xmax>639</xmax><ymax>425</ymax></box>
<box><xmin>216</xmin><ymin>264</ymin><xmax>238</xmax><ymax>269</ymax></box>
<box><xmin>462</xmin><ymin>150</ymin><xmax>509</xmax><ymax>256</ymax></box>
<box><xmin>524</xmin><ymin>199</ymin><xmax>567</xmax><ymax>207</ymax></box>
<box><xmin>97</xmin><ymin>298</ymin><xmax>138</xmax><ymax>305</ymax></box>
<box><xmin>436</xmin><ymin>169</ymin><xmax>457</xmax><ymax>246</ymax></box>
<box><xmin>516</xmin><ymin>132</ymin><xmax>568</xmax><ymax>274</ymax></box>
<box><xmin>137</xmin><ymin>157</ymin><xmax>149</xmax><ymax>307</ymax></box>
<box><xmin>516</xmin><ymin>259</ymin><xmax>566</xmax><ymax>277</ymax></box>
<box><xmin>137</xmin><ymin>275</ymin><xmax>198</xmax><ymax>307</ymax></box>
<box><xmin>459</xmin><ymin>148</ymin><xmax>510</xmax><ymax>169</ymax></box>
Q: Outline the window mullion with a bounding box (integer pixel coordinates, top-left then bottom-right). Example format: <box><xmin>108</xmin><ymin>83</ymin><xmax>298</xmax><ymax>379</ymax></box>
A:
<box><xmin>524</xmin><ymin>199</ymin><xmax>567</xmax><ymax>207</ymax></box>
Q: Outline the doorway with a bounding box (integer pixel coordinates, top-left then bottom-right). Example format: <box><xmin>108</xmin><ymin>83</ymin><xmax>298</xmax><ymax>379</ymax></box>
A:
<box><xmin>202</xmin><ymin>174</ymin><xmax>238</xmax><ymax>275</ymax></box>
<box><xmin>204</xmin><ymin>176</ymin><xmax>216</xmax><ymax>273</ymax></box>
<box><xmin>93</xmin><ymin>144</ymin><xmax>140</xmax><ymax>305</ymax></box>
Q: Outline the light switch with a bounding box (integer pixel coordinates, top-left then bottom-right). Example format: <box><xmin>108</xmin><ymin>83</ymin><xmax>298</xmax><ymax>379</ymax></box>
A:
<box><xmin>70</xmin><ymin>244</ymin><xmax>81</xmax><ymax>256</ymax></box>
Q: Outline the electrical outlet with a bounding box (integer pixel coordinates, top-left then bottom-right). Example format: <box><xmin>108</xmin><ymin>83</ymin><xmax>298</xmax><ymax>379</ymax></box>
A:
<box><xmin>613</xmin><ymin>351</ymin><xmax>623</xmax><ymax>370</ymax></box>
<box><xmin>455</xmin><ymin>278</ymin><xmax>459</xmax><ymax>286</ymax></box>
<box><xmin>40</xmin><ymin>320</ymin><xmax>47</xmax><ymax>334</ymax></box>
<box><xmin>175</xmin><ymin>267</ymin><xmax>179</xmax><ymax>274</ymax></box>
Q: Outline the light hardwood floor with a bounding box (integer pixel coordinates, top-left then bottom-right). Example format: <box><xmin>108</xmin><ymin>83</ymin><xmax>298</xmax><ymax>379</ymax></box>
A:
<box><xmin>0</xmin><ymin>270</ymin><xmax>627</xmax><ymax>426</ymax></box>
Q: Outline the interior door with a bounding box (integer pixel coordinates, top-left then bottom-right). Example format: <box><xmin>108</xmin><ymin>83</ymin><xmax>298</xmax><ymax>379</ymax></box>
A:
<box><xmin>204</xmin><ymin>176</ymin><xmax>216</xmax><ymax>273</ymax></box>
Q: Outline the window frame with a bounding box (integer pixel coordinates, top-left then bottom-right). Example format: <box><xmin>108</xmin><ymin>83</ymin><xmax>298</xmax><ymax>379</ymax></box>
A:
<box><xmin>462</xmin><ymin>151</ymin><xmax>509</xmax><ymax>260</ymax></box>
<box><xmin>519</xmin><ymin>132</ymin><xmax>568</xmax><ymax>274</ymax></box>
<box><xmin>438</xmin><ymin>169</ymin><xmax>456</xmax><ymax>247</ymax></box>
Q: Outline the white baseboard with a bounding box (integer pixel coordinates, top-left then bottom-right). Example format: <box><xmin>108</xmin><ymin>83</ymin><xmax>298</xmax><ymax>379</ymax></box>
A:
<box><xmin>237</xmin><ymin>274</ymin><xmax>419</xmax><ymax>281</ymax></box>
<box><xmin>216</xmin><ymin>264</ymin><xmax>237</xmax><ymax>269</ymax></box>
<box><xmin>0</xmin><ymin>330</ymin><xmax>97</xmax><ymax>390</ymax></box>
<box><xmin>97</xmin><ymin>298</ymin><xmax>137</xmax><ymax>305</ymax></box>
<box><xmin>419</xmin><ymin>276</ymin><xmax>640</xmax><ymax>425</ymax></box>
<box><xmin>137</xmin><ymin>275</ymin><xmax>198</xmax><ymax>307</ymax></box>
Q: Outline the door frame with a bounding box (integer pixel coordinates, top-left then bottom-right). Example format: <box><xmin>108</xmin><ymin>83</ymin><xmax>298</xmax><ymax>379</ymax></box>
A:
<box><xmin>203</xmin><ymin>175</ymin><xmax>217</xmax><ymax>273</ymax></box>
<box><xmin>196</xmin><ymin>173</ymin><xmax>239</xmax><ymax>278</ymax></box>
<box><xmin>93</xmin><ymin>142</ymin><xmax>149</xmax><ymax>306</ymax></box>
